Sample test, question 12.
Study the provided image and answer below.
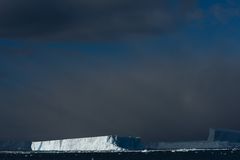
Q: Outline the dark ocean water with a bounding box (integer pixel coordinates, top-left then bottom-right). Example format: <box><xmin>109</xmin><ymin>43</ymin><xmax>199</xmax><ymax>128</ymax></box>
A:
<box><xmin>0</xmin><ymin>150</ymin><xmax>240</xmax><ymax>160</ymax></box>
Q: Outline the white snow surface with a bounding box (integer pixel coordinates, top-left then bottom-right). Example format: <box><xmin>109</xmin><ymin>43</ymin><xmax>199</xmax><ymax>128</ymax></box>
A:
<box><xmin>32</xmin><ymin>136</ymin><xmax>126</xmax><ymax>151</ymax></box>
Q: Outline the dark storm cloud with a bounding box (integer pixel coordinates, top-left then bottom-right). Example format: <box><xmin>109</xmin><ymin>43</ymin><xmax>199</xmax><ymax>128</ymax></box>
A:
<box><xmin>211</xmin><ymin>3</ymin><xmax>240</xmax><ymax>23</ymax></box>
<box><xmin>0</xmin><ymin>0</ymin><xmax>197</xmax><ymax>40</ymax></box>
<box><xmin>0</xmin><ymin>45</ymin><xmax>33</xmax><ymax>55</ymax></box>
<box><xmin>1</xmin><ymin>52</ymin><xmax>240</xmax><ymax>142</ymax></box>
<box><xmin>1</xmin><ymin>0</ymin><xmax>240</xmax><ymax>142</ymax></box>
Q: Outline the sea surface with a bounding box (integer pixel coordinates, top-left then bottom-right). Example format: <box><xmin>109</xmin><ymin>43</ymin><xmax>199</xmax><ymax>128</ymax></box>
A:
<box><xmin>0</xmin><ymin>149</ymin><xmax>240</xmax><ymax>160</ymax></box>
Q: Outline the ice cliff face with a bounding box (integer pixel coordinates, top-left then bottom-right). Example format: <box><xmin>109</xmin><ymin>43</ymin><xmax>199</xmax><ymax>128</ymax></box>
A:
<box><xmin>32</xmin><ymin>136</ymin><xmax>143</xmax><ymax>151</ymax></box>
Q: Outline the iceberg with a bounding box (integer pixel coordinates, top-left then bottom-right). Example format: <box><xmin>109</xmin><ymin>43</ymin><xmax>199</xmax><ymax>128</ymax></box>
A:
<box><xmin>145</xmin><ymin>129</ymin><xmax>240</xmax><ymax>150</ymax></box>
<box><xmin>31</xmin><ymin>136</ymin><xmax>143</xmax><ymax>151</ymax></box>
<box><xmin>0</xmin><ymin>141</ymin><xmax>31</xmax><ymax>151</ymax></box>
<box><xmin>208</xmin><ymin>128</ymin><xmax>240</xmax><ymax>143</ymax></box>
<box><xmin>145</xmin><ymin>141</ymin><xmax>238</xmax><ymax>150</ymax></box>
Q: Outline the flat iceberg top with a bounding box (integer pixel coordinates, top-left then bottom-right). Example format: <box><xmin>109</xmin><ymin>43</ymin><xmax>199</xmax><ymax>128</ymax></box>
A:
<box><xmin>31</xmin><ymin>136</ymin><xmax>143</xmax><ymax>151</ymax></box>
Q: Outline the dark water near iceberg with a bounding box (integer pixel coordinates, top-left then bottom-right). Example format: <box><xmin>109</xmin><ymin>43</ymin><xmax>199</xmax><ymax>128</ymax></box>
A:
<box><xmin>0</xmin><ymin>150</ymin><xmax>240</xmax><ymax>160</ymax></box>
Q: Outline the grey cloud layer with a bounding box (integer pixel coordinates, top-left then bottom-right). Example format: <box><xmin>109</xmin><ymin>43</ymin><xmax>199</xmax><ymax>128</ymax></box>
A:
<box><xmin>1</xmin><ymin>53</ymin><xmax>240</xmax><ymax>141</ymax></box>
<box><xmin>0</xmin><ymin>0</ymin><xmax>196</xmax><ymax>40</ymax></box>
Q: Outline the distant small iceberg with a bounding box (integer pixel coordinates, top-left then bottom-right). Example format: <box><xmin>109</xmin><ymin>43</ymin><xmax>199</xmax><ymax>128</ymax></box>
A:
<box><xmin>208</xmin><ymin>128</ymin><xmax>240</xmax><ymax>143</ymax></box>
<box><xmin>146</xmin><ymin>128</ymin><xmax>240</xmax><ymax>150</ymax></box>
<box><xmin>0</xmin><ymin>141</ymin><xmax>31</xmax><ymax>151</ymax></box>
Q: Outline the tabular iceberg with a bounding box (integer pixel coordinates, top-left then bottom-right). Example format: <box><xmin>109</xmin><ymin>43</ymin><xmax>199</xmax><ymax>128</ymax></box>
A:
<box><xmin>0</xmin><ymin>141</ymin><xmax>31</xmax><ymax>151</ymax></box>
<box><xmin>145</xmin><ymin>141</ymin><xmax>240</xmax><ymax>150</ymax></box>
<box><xmin>208</xmin><ymin>128</ymin><xmax>240</xmax><ymax>143</ymax></box>
<box><xmin>146</xmin><ymin>129</ymin><xmax>240</xmax><ymax>150</ymax></box>
<box><xmin>31</xmin><ymin>136</ymin><xmax>143</xmax><ymax>151</ymax></box>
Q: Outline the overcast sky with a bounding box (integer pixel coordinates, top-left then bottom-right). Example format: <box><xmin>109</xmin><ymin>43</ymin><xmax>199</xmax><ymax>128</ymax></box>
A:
<box><xmin>0</xmin><ymin>0</ymin><xmax>240</xmax><ymax>142</ymax></box>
